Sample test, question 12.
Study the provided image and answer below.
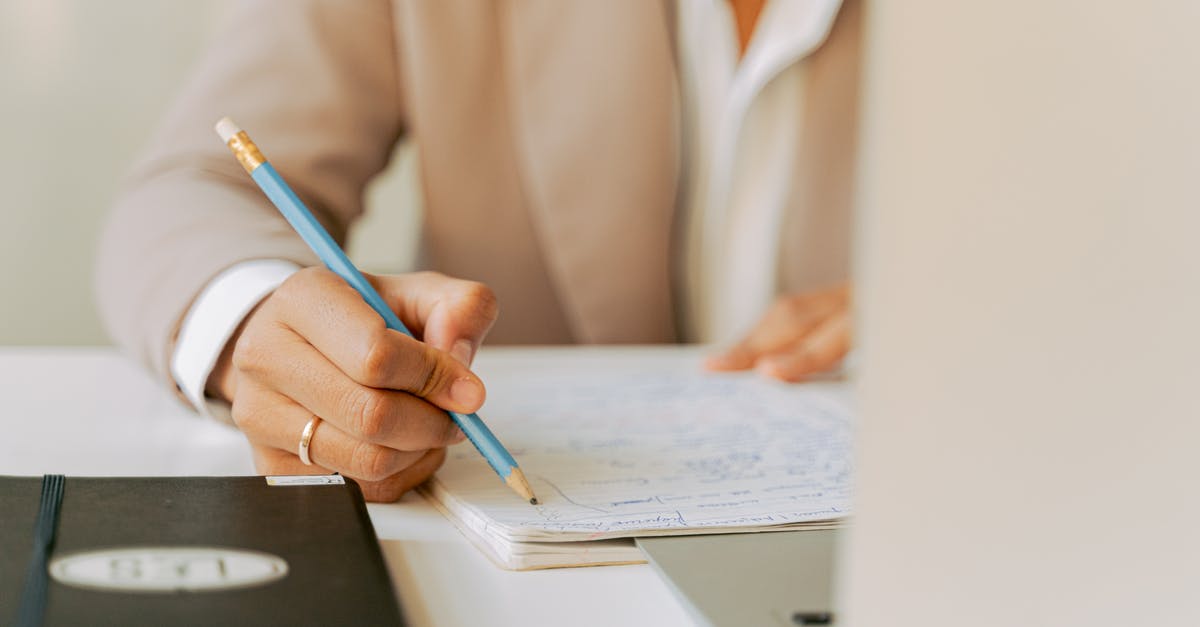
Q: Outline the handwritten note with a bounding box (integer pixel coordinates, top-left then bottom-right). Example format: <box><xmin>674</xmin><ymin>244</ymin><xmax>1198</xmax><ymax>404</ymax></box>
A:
<box><xmin>426</xmin><ymin>356</ymin><xmax>852</xmax><ymax>552</ymax></box>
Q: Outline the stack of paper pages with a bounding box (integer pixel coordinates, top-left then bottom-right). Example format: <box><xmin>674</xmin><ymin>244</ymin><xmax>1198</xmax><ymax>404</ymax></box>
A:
<box><xmin>421</xmin><ymin>349</ymin><xmax>853</xmax><ymax>570</ymax></box>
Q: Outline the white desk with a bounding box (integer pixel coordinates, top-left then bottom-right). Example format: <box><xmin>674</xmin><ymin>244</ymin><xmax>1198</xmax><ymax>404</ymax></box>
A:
<box><xmin>0</xmin><ymin>347</ymin><xmax>695</xmax><ymax>627</ymax></box>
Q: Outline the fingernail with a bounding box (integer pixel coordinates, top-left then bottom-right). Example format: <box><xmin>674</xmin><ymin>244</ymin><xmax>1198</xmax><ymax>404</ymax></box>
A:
<box><xmin>707</xmin><ymin>350</ymin><xmax>750</xmax><ymax>371</ymax></box>
<box><xmin>450</xmin><ymin>377</ymin><xmax>484</xmax><ymax>408</ymax></box>
<box><xmin>704</xmin><ymin>354</ymin><xmax>729</xmax><ymax>368</ymax></box>
<box><xmin>758</xmin><ymin>358</ymin><xmax>800</xmax><ymax>382</ymax></box>
<box><xmin>453</xmin><ymin>428</ymin><xmax>467</xmax><ymax>443</ymax></box>
<box><xmin>450</xmin><ymin>338</ymin><xmax>475</xmax><ymax>365</ymax></box>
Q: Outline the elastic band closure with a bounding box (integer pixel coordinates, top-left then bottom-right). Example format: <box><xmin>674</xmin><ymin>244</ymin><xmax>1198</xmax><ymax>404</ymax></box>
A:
<box><xmin>15</xmin><ymin>474</ymin><xmax>65</xmax><ymax>627</ymax></box>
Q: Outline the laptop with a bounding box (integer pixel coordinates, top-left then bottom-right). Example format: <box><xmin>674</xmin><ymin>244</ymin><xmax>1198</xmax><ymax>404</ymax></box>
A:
<box><xmin>636</xmin><ymin>530</ymin><xmax>839</xmax><ymax>627</ymax></box>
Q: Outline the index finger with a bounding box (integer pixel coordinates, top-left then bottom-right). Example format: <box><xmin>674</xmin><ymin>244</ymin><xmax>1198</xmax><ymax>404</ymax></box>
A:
<box><xmin>759</xmin><ymin>311</ymin><xmax>852</xmax><ymax>382</ymax></box>
<box><xmin>268</xmin><ymin>267</ymin><xmax>486</xmax><ymax>414</ymax></box>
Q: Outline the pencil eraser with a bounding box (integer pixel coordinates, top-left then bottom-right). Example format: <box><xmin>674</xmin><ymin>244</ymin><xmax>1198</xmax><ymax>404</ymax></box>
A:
<box><xmin>215</xmin><ymin>117</ymin><xmax>241</xmax><ymax>143</ymax></box>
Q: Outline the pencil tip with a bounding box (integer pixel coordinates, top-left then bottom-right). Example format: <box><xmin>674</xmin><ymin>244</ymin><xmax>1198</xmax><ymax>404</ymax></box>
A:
<box><xmin>505</xmin><ymin>468</ymin><xmax>540</xmax><ymax>505</ymax></box>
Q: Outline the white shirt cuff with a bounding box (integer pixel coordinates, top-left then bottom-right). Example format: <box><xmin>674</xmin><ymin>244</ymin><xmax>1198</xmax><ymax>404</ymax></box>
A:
<box><xmin>171</xmin><ymin>259</ymin><xmax>301</xmax><ymax>416</ymax></box>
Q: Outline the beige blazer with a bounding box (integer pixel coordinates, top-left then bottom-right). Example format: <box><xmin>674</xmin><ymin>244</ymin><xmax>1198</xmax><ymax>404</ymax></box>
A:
<box><xmin>96</xmin><ymin>0</ymin><xmax>861</xmax><ymax>387</ymax></box>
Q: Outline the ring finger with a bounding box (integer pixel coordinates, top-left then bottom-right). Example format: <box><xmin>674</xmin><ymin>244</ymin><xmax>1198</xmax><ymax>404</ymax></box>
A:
<box><xmin>232</xmin><ymin>382</ymin><xmax>428</xmax><ymax>482</ymax></box>
<box><xmin>253</xmin><ymin>327</ymin><xmax>461</xmax><ymax>451</ymax></box>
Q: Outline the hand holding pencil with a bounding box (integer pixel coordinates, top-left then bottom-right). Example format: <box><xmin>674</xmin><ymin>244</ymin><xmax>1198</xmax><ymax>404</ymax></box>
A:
<box><xmin>208</xmin><ymin>267</ymin><xmax>496</xmax><ymax>502</ymax></box>
<box><xmin>209</xmin><ymin>118</ymin><xmax>537</xmax><ymax>505</ymax></box>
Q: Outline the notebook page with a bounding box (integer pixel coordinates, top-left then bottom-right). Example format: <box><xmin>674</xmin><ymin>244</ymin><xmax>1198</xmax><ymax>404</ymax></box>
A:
<box><xmin>429</xmin><ymin>360</ymin><xmax>853</xmax><ymax>544</ymax></box>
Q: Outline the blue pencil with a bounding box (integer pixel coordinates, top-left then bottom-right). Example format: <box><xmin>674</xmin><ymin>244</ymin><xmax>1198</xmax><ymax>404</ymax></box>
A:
<box><xmin>216</xmin><ymin>117</ymin><xmax>538</xmax><ymax>505</ymax></box>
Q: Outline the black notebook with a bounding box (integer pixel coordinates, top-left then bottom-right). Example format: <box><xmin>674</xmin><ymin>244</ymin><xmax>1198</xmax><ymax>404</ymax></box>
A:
<box><xmin>0</xmin><ymin>475</ymin><xmax>403</xmax><ymax>627</ymax></box>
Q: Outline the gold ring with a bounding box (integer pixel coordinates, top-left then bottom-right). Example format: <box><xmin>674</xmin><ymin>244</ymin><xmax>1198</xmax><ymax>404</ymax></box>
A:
<box><xmin>298</xmin><ymin>417</ymin><xmax>321</xmax><ymax>466</ymax></box>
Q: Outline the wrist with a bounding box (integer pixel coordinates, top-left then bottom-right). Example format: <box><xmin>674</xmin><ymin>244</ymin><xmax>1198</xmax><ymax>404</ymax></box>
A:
<box><xmin>206</xmin><ymin>300</ymin><xmax>262</xmax><ymax>404</ymax></box>
<box><xmin>207</xmin><ymin>331</ymin><xmax>240</xmax><ymax>404</ymax></box>
<box><xmin>170</xmin><ymin>259</ymin><xmax>300</xmax><ymax>414</ymax></box>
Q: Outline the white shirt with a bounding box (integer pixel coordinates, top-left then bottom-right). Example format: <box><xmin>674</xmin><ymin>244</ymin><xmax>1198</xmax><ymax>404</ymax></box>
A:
<box><xmin>171</xmin><ymin>0</ymin><xmax>844</xmax><ymax>414</ymax></box>
<box><xmin>676</xmin><ymin>0</ymin><xmax>843</xmax><ymax>343</ymax></box>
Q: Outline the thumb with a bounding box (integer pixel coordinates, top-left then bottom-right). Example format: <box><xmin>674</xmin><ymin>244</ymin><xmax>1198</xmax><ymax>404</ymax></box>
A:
<box><xmin>370</xmin><ymin>271</ymin><xmax>499</xmax><ymax>365</ymax></box>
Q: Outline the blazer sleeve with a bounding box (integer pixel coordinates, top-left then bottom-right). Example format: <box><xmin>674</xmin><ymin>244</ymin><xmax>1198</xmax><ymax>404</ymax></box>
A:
<box><xmin>95</xmin><ymin>0</ymin><xmax>405</xmax><ymax>387</ymax></box>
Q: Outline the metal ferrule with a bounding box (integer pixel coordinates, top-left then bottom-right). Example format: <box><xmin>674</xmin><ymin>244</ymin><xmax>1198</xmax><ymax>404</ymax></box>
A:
<box><xmin>226</xmin><ymin>131</ymin><xmax>266</xmax><ymax>174</ymax></box>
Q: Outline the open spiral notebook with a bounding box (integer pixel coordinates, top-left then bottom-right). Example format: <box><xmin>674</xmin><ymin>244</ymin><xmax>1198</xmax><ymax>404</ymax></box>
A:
<box><xmin>420</xmin><ymin>349</ymin><xmax>852</xmax><ymax>570</ymax></box>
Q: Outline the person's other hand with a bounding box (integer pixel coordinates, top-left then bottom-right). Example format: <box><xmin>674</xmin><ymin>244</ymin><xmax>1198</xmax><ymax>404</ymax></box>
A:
<box><xmin>704</xmin><ymin>282</ymin><xmax>851</xmax><ymax>382</ymax></box>
<box><xmin>208</xmin><ymin>268</ymin><xmax>498</xmax><ymax>502</ymax></box>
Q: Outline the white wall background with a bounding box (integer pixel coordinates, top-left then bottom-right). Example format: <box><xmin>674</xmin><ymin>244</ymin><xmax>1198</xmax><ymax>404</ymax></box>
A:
<box><xmin>0</xmin><ymin>1</ymin><xmax>420</xmax><ymax>346</ymax></box>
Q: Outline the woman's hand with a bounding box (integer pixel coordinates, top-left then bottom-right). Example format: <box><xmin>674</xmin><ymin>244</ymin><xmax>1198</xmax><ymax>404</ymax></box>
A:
<box><xmin>705</xmin><ymin>282</ymin><xmax>851</xmax><ymax>382</ymax></box>
<box><xmin>208</xmin><ymin>267</ymin><xmax>499</xmax><ymax>502</ymax></box>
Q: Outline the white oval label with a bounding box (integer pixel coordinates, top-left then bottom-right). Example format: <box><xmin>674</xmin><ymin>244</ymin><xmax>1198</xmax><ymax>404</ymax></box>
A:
<box><xmin>49</xmin><ymin>547</ymin><xmax>289</xmax><ymax>593</ymax></box>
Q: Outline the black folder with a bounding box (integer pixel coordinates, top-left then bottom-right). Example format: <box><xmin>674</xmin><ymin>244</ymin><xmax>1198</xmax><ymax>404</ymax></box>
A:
<box><xmin>1</xmin><ymin>475</ymin><xmax>404</xmax><ymax>626</ymax></box>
